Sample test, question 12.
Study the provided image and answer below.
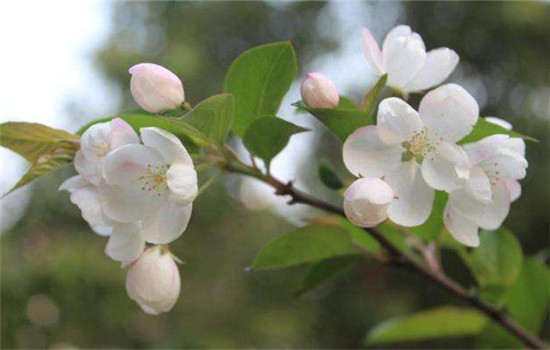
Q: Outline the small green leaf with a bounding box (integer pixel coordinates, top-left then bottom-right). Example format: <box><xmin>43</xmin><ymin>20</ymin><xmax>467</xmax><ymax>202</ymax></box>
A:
<box><xmin>362</xmin><ymin>74</ymin><xmax>388</xmax><ymax>116</ymax></box>
<box><xmin>224</xmin><ymin>41</ymin><xmax>297</xmax><ymax>137</ymax></box>
<box><xmin>365</xmin><ymin>306</ymin><xmax>488</xmax><ymax>345</ymax></box>
<box><xmin>459</xmin><ymin>118</ymin><xmax>537</xmax><ymax>144</ymax></box>
<box><xmin>293</xmin><ymin>96</ymin><xmax>373</xmax><ymax>142</ymax></box>
<box><xmin>295</xmin><ymin>255</ymin><xmax>360</xmax><ymax>296</ymax></box>
<box><xmin>251</xmin><ymin>223</ymin><xmax>365</xmax><ymax>271</ymax></box>
<box><xmin>182</xmin><ymin>93</ymin><xmax>234</xmax><ymax>144</ymax></box>
<box><xmin>318</xmin><ymin>162</ymin><xmax>344</xmax><ymax>190</ymax></box>
<box><xmin>77</xmin><ymin>112</ymin><xmax>211</xmax><ymax>151</ymax></box>
<box><xmin>458</xmin><ymin>229</ymin><xmax>523</xmax><ymax>291</ymax></box>
<box><xmin>243</xmin><ymin>117</ymin><xmax>308</xmax><ymax>168</ymax></box>
<box><xmin>409</xmin><ymin>191</ymin><xmax>448</xmax><ymax>241</ymax></box>
<box><xmin>477</xmin><ymin>258</ymin><xmax>549</xmax><ymax>348</ymax></box>
<box><xmin>0</xmin><ymin>122</ymin><xmax>79</xmax><ymax>163</ymax></box>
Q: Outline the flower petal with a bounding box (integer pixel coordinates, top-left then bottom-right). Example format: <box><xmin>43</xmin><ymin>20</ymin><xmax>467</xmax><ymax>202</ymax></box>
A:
<box><xmin>343</xmin><ymin>125</ymin><xmax>403</xmax><ymax>178</ymax></box>
<box><xmin>477</xmin><ymin>183</ymin><xmax>511</xmax><ymax>230</ymax></box>
<box><xmin>478</xmin><ymin>149</ymin><xmax>527</xmax><ymax>181</ymax></box>
<box><xmin>377</xmin><ymin>97</ymin><xmax>424</xmax><ymax>145</ymax></box>
<box><xmin>141</xmin><ymin>127</ymin><xmax>193</xmax><ymax>165</ymax></box>
<box><xmin>166</xmin><ymin>163</ymin><xmax>198</xmax><ymax>206</ymax></box>
<box><xmin>404</xmin><ymin>48</ymin><xmax>459</xmax><ymax>92</ymax></box>
<box><xmin>382</xmin><ymin>25</ymin><xmax>426</xmax><ymax>89</ymax></box>
<box><xmin>100</xmin><ymin>183</ymin><xmax>163</xmax><ymax>223</ymax></box>
<box><xmin>109</xmin><ymin>118</ymin><xmax>140</xmax><ymax>149</ymax></box>
<box><xmin>419</xmin><ymin>84</ymin><xmax>479</xmax><ymax>143</ymax></box>
<box><xmin>484</xmin><ymin>117</ymin><xmax>512</xmax><ymax>131</ymax></box>
<box><xmin>74</xmin><ymin>150</ymin><xmax>101</xmax><ymax>185</ymax></box>
<box><xmin>421</xmin><ymin>142</ymin><xmax>469</xmax><ymax>191</ymax></box>
<box><xmin>361</xmin><ymin>27</ymin><xmax>384</xmax><ymax>76</ymax></box>
<box><xmin>385</xmin><ymin>161</ymin><xmax>434</xmax><ymax>227</ymax></box>
<box><xmin>59</xmin><ymin>175</ymin><xmax>87</xmax><ymax>192</ymax></box>
<box><xmin>343</xmin><ymin>178</ymin><xmax>394</xmax><ymax>228</ymax></box>
<box><xmin>105</xmin><ymin>223</ymin><xmax>145</xmax><ymax>267</ymax></box>
<box><xmin>444</xmin><ymin>202</ymin><xmax>480</xmax><ymax>247</ymax></box>
<box><xmin>503</xmin><ymin>180</ymin><xmax>521</xmax><ymax>202</ymax></box>
<box><xmin>80</xmin><ymin>122</ymin><xmax>111</xmax><ymax>160</ymax></box>
<box><xmin>142</xmin><ymin>203</ymin><xmax>192</xmax><ymax>244</ymax></box>
<box><xmin>69</xmin><ymin>183</ymin><xmax>114</xmax><ymax>231</ymax></box>
<box><xmin>103</xmin><ymin>144</ymin><xmax>163</xmax><ymax>187</ymax></box>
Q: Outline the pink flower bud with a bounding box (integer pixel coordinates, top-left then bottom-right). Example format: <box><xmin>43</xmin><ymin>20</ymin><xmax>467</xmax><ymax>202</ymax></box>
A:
<box><xmin>300</xmin><ymin>72</ymin><xmax>339</xmax><ymax>109</ymax></box>
<box><xmin>129</xmin><ymin>63</ymin><xmax>184</xmax><ymax>113</ymax></box>
<box><xmin>125</xmin><ymin>246</ymin><xmax>181</xmax><ymax>315</ymax></box>
<box><xmin>344</xmin><ymin>178</ymin><xmax>394</xmax><ymax>228</ymax></box>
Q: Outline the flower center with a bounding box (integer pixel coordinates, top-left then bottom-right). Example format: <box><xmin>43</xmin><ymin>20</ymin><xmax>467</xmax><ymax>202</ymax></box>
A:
<box><xmin>402</xmin><ymin>128</ymin><xmax>440</xmax><ymax>162</ymax></box>
<box><xmin>484</xmin><ymin>161</ymin><xmax>502</xmax><ymax>187</ymax></box>
<box><xmin>92</xmin><ymin>142</ymin><xmax>110</xmax><ymax>157</ymax></box>
<box><xmin>139</xmin><ymin>163</ymin><xmax>170</xmax><ymax>196</ymax></box>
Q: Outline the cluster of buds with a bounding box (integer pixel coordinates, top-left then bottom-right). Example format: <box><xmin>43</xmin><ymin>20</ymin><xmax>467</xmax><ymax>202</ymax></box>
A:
<box><xmin>61</xmin><ymin>64</ymin><xmax>192</xmax><ymax>314</ymax></box>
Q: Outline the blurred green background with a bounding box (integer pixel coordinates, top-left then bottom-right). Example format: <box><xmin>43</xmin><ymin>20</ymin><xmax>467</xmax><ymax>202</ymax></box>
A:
<box><xmin>2</xmin><ymin>1</ymin><xmax>548</xmax><ymax>348</ymax></box>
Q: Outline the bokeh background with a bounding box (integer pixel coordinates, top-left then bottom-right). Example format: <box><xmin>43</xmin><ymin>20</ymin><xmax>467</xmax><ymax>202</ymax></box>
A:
<box><xmin>1</xmin><ymin>1</ymin><xmax>548</xmax><ymax>348</ymax></box>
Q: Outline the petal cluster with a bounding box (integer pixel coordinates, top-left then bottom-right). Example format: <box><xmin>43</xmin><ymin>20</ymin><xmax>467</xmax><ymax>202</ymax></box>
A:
<box><xmin>362</xmin><ymin>25</ymin><xmax>459</xmax><ymax>94</ymax></box>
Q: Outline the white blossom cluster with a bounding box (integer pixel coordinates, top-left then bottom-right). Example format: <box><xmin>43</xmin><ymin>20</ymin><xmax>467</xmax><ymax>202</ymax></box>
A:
<box><xmin>300</xmin><ymin>25</ymin><xmax>527</xmax><ymax>247</ymax></box>
<box><xmin>61</xmin><ymin>63</ymin><xmax>193</xmax><ymax>314</ymax></box>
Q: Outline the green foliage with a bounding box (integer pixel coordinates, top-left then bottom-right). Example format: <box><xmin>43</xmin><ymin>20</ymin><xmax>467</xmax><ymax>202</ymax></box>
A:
<box><xmin>409</xmin><ymin>191</ymin><xmax>448</xmax><ymax>241</ymax></box>
<box><xmin>459</xmin><ymin>118</ymin><xmax>538</xmax><ymax>144</ymax></box>
<box><xmin>243</xmin><ymin>117</ymin><xmax>308</xmax><ymax>168</ymax></box>
<box><xmin>365</xmin><ymin>306</ymin><xmax>488</xmax><ymax>345</ymax></box>
<box><xmin>459</xmin><ymin>229</ymin><xmax>523</xmax><ymax>297</ymax></box>
<box><xmin>477</xmin><ymin>258</ymin><xmax>549</xmax><ymax>348</ymax></box>
<box><xmin>224</xmin><ymin>42</ymin><xmax>297</xmax><ymax>137</ymax></box>
<box><xmin>183</xmin><ymin>93</ymin><xmax>234</xmax><ymax>145</ymax></box>
<box><xmin>295</xmin><ymin>255</ymin><xmax>360</xmax><ymax>296</ymax></box>
<box><xmin>293</xmin><ymin>96</ymin><xmax>373</xmax><ymax>142</ymax></box>
<box><xmin>318</xmin><ymin>161</ymin><xmax>344</xmax><ymax>190</ymax></box>
<box><xmin>362</xmin><ymin>74</ymin><xmax>388</xmax><ymax>116</ymax></box>
<box><xmin>0</xmin><ymin>122</ymin><xmax>78</xmax><ymax>163</ymax></box>
<box><xmin>251</xmin><ymin>223</ymin><xmax>363</xmax><ymax>270</ymax></box>
<box><xmin>0</xmin><ymin>122</ymin><xmax>79</xmax><ymax>196</ymax></box>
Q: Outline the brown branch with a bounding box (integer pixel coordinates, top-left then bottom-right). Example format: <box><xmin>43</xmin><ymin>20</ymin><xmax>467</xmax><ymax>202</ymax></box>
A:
<box><xmin>223</xmin><ymin>157</ymin><xmax>546</xmax><ymax>349</ymax></box>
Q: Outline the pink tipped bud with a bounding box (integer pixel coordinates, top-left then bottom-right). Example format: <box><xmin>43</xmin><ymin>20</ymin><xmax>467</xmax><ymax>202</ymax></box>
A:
<box><xmin>300</xmin><ymin>72</ymin><xmax>339</xmax><ymax>109</ymax></box>
<box><xmin>125</xmin><ymin>246</ymin><xmax>181</xmax><ymax>315</ymax></box>
<box><xmin>343</xmin><ymin>178</ymin><xmax>394</xmax><ymax>228</ymax></box>
<box><xmin>129</xmin><ymin>63</ymin><xmax>184</xmax><ymax>113</ymax></box>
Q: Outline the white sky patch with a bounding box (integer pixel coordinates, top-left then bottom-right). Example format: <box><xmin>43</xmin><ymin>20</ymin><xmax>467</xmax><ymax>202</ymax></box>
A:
<box><xmin>0</xmin><ymin>1</ymin><xmax>113</xmax><ymax>232</ymax></box>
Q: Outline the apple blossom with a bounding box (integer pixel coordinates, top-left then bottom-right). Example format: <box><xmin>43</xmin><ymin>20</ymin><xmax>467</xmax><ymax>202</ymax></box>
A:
<box><xmin>444</xmin><ymin>133</ymin><xmax>527</xmax><ymax>247</ymax></box>
<box><xmin>344</xmin><ymin>178</ymin><xmax>394</xmax><ymax>228</ymax></box>
<box><xmin>361</xmin><ymin>25</ymin><xmax>459</xmax><ymax>94</ymax></box>
<box><xmin>343</xmin><ymin>84</ymin><xmax>478</xmax><ymax>227</ymax></box>
<box><xmin>300</xmin><ymin>72</ymin><xmax>339</xmax><ymax>108</ymax></box>
<box><xmin>129</xmin><ymin>63</ymin><xmax>185</xmax><ymax>113</ymax></box>
<box><xmin>126</xmin><ymin>246</ymin><xmax>181</xmax><ymax>315</ymax></box>
<box><xmin>102</xmin><ymin>127</ymin><xmax>198</xmax><ymax>244</ymax></box>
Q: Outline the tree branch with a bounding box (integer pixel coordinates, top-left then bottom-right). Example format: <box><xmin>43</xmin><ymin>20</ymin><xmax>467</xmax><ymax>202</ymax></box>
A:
<box><xmin>224</xmin><ymin>158</ymin><xmax>547</xmax><ymax>349</ymax></box>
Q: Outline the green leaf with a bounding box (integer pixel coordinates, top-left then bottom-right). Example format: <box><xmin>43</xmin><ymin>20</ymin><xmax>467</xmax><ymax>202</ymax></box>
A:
<box><xmin>362</xmin><ymin>74</ymin><xmax>388</xmax><ymax>116</ymax></box>
<box><xmin>293</xmin><ymin>96</ymin><xmax>373</xmax><ymax>142</ymax></box>
<box><xmin>477</xmin><ymin>258</ymin><xmax>549</xmax><ymax>348</ymax></box>
<box><xmin>224</xmin><ymin>41</ymin><xmax>297</xmax><ymax>137</ymax></box>
<box><xmin>7</xmin><ymin>148</ymin><xmax>77</xmax><ymax>196</ymax></box>
<box><xmin>318</xmin><ymin>161</ymin><xmax>344</xmax><ymax>190</ymax></box>
<box><xmin>243</xmin><ymin>117</ymin><xmax>308</xmax><ymax>167</ymax></box>
<box><xmin>295</xmin><ymin>255</ymin><xmax>360</xmax><ymax>296</ymax></box>
<box><xmin>365</xmin><ymin>306</ymin><xmax>488</xmax><ymax>345</ymax></box>
<box><xmin>251</xmin><ymin>223</ymin><xmax>366</xmax><ymax>271</ymax></box>
<box><xmin>459</xmin><ymin>229</ymin><xmax>523</xmax><ymax>291</ymax></box>
<box><xmin>182</xmin><ymin>93</ymin><xmax>234</xmax><ymax>144</ymax></box>
<box><xmin>0</xmin><ymin>122</ymin><xmax>79</xmax><ymax>163</ymax></box>
<box><xmin>409</xmin><ymin>191</ymin><xmax>448</xmax><ymax>241</ymax></box>
<box><xmin>77</xmin><ymin>112</ymin><xmax>211</xmax><ymax>151</ymax></box>
<box><xmin>459</xmin><ymin>118</ymin><xmax>537</xmax><ymax>144</ymax></box>
<box><xmin>0</xmin><ymin>122</ymin><xmax>80</xmax><ymax>196</ymax></box>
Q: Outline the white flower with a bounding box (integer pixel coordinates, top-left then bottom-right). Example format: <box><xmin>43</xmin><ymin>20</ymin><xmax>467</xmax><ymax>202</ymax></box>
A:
<box><xmin>75</xmin><ymin>118</ymin><xmax>139</xmax><ymax>185</ymax></box>
<box><xmin>102</xmin><ymin>127</ymin><xmax>198</xmax><ymax>245</ymax></box>
<box><xmin>444</xmin><ymin>133</ymin><xmax>527</xmax><ymax>247</ymax></box>
<box><xmin>129</xmin><ymin>63</ymin><xmax>185</xmax><ymax>113</ymax></box>
<box><xmin>125</xmin><ymin>246</ymin><xmax>181</xmax><ymax>315</ymax></box>
<box><xmin>343</xmin><ymin>84</ymin><xmax>478</xmax><ymax>227</ymax></box>
<box><xmin>300</xmin><ymin>72</ymin><xmax>339</xmax><ymax>108</ymax></box>
<box><xmin>362</xmin><ymin>25</ymin><xmax>459</xmax><ymax>94</ymax></box>
<box><xmin>344</xmin><ymin>178</ymin><xmax>394</xmax><ymax>228</ymax></box>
